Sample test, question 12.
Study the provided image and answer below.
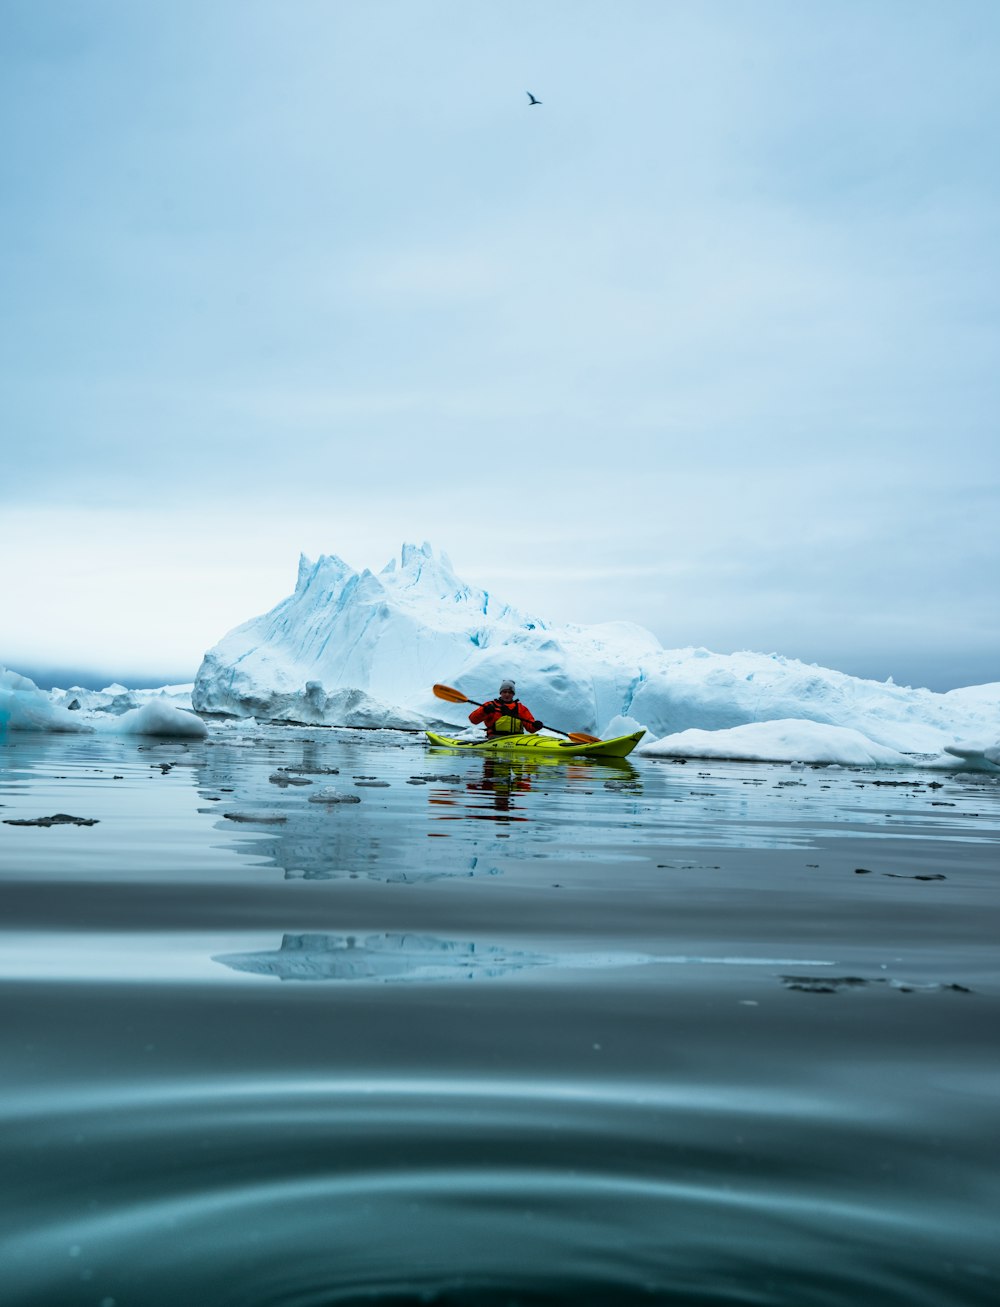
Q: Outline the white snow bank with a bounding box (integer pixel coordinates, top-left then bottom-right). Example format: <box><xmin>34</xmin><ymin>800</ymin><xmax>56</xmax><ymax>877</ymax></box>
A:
<box><xmin>639</xmin><ymin>719</ymin><xmax>910</xmax><ymax>766</ymax></box>
<box><xmin>0</xmin><ymin>668</ymin><xmax>206</xmax><ymax>738</ymax></box>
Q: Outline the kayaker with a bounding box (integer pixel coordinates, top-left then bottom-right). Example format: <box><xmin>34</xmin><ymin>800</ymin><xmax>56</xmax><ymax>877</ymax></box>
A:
<box><xmin>469</xmin><ymin>679</ymin><xmax>545</xmax><ymax>738</ymax></box>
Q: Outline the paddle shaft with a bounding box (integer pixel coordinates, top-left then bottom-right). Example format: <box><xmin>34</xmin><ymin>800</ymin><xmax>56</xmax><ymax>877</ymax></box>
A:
<box><xmin>431</xmin><ymin>684</ymin><xmax>599</xmax><ymax>744</ymax></box>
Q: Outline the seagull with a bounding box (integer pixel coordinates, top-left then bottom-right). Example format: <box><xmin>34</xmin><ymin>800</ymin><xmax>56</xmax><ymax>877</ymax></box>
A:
<box><xmin>526</xmin><ymin>92</ymin><xmax>542</xmax><ymax>106</ymax></box>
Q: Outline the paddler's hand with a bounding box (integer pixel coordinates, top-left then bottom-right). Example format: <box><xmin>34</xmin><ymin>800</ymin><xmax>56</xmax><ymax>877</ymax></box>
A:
<box><xmin>532</xmin><ymin>721</ymin><xmax>544</xmax><ymax>731</ymax></box>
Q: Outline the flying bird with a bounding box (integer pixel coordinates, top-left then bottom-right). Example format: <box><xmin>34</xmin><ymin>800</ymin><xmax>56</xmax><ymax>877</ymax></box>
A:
<box><xmin>526</xmin><ymin>92</ymin><xmax>542</xmax><ymax>106</ymax></box>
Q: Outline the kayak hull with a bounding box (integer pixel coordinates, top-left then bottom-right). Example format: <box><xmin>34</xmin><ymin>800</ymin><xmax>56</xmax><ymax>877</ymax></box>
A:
<box><xmin>425</xmin><ymin>730</ymin><xmax>645</xmax><ymax>759</ymax></box>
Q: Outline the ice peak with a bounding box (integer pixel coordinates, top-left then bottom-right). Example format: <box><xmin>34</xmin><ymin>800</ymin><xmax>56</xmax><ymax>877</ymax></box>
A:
<box><xmin>400</xmin><ymin>541</ymin><xmax>435</xmax><ymax>569</ymax></box>
<box><xmin>392</xmin><ymin>541</ymin><xmax>465</xmax><ymax>600</ymax></box>
<box><xmin>295</xmin><ymin>552</ymin><xmax>353</xmax><ymax>596</ymax></box>
<box><xmin>295</xmin><ymin>554</ymin><xmax>314</xmax><ymax>593</ymax></box>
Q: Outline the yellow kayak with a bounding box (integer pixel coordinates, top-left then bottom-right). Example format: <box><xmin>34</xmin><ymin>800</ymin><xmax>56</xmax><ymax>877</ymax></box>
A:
<box><xmin>425</xmin><ymin>730</ymin><xmax>645</xmax><ymax>759</ymax></box>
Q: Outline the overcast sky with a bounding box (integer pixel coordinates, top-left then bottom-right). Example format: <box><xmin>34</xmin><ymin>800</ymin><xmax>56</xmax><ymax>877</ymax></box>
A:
<box><xmin>2</xmin><ymin>1</ymin><xmax>997</xmax><ymax>691</ymax></box>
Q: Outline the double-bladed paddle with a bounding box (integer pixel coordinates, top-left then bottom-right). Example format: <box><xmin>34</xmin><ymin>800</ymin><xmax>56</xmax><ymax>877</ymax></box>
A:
<box><xmin>432</xmin><ymin>684</ymin><xmax>601</xmax><ymax>744</ymax></box>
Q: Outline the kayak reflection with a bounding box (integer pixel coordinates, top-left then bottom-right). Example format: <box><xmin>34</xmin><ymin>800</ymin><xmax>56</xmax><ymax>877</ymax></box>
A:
<box><xmin>428</xmin><ymin>755</ymin><xmax>641</xmax><ymax>825</ymax></box>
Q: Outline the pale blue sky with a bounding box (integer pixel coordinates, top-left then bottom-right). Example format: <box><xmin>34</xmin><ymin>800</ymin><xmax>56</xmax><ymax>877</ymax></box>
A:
<box><xmin>2</xmin><ymin>1</ymin><xmax>997</xmax><ymax>690</ymax></box>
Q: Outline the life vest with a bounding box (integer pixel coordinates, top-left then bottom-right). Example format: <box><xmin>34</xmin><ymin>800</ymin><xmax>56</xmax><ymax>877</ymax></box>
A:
<box><xmin>492</xmin><ymin>701</ymin><xmax>526</xmax><ymax>734</ymax></box>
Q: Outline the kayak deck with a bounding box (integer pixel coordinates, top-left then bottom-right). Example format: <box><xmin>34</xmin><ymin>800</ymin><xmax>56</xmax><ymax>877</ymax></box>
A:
<box><xmin>425</xmin><ymin>730</ymin><xmax>645</xmax><ymax>759</ymax></box>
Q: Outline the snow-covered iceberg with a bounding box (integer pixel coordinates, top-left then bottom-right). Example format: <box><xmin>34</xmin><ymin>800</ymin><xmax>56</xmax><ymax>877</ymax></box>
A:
<box><xmin>193</xmin><ymin>542</ymin><xmax>657</xmax><ymax>731</ymax></box>
<box><xmin>192</xmin><ymin>543</ymin><xmax>1000</xmax><ymax>767</ymax></box>
<box><xmin>0</xmin><ymin>668</ymin><xmax>206</xmax><ymax>739</ymax></box>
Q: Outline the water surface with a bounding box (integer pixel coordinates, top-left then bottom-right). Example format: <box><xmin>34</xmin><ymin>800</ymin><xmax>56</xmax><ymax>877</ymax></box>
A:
<box><xmin>1</xmin><ymin>724</ymin><xmax>997</xmax><ymax>1304</ymax></box>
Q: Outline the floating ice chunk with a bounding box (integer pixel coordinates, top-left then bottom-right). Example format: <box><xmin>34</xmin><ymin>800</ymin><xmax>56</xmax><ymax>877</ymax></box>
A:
<box><xmin>641</xmin><ymin>719</ymin><xmax>909</xmax><ymax>766</ymax></box>
<box><xmin>269</xmin><ymin>771</ymin><xmax>312</xmax><ymax>786</ymax></box>
<box><xmin>307</xmin><ymin>788</ymin><xmax>361</xmax><ymax>804</ymax></box>
<box><xmin>106</xmin><ymin>700</ymin><xmax>207</xmax><ymax>739</ymax></box>
<box><xmin>601</xmin><ymin>713</ymin><xmax>653</xmax><ymax>743</ymax></box>
<box><xmin>0</xmin><ymin>668</ymin><xmax>93</xmax><ymax>734</ymax></box>
<box><xmin>942</xmin><ymin>741</ymin><xmax>1000</xmax><ymax>772</ymax></box>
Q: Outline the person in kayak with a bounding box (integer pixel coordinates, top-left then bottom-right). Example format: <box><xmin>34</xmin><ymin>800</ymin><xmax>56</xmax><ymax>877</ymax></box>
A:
<box><xmin>469</xmin><ymin>679</ymin><xmax>545</xmax><ymax>738</ymax></box>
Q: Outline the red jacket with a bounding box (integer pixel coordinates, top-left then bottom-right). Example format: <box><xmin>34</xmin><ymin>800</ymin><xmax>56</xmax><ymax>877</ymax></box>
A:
<box><xmin>469</xmin><ymin>698</ymin><xmax>540</xmax><ymax>737</ymax></box>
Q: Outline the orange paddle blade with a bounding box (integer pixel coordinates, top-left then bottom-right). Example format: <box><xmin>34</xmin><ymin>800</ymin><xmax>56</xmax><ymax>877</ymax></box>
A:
<box><xmin>565</xmin><ymin>731</ymin><xmax>602</xmax><ymax>744</ymax></box>
<box><xmin>432</xmin><ymin>683</ymin><xmax>472</xmax><ymax>705</ymax></box>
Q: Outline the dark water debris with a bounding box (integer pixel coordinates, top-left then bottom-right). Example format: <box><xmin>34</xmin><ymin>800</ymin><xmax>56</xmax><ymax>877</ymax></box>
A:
<box><xmin>780</xmin><ymin>975</ymin><xmax>973</xmax><ymax>995</ymax></box>
<box><xmin>3</xmin><ymin>813</ymin><xmax>99</xmax><ymax>827</ymax></box>
<box><xmin>222</xmin><ymin>812</ymin><xmax>288</xmax><ymax>824</ymax></box>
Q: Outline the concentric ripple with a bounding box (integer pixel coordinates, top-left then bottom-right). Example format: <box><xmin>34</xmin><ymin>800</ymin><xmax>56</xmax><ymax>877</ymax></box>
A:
<box><xmin>3</xmin><ymin>1078</ymin><xmax>997</xmax><ymax>1307</ymax></box>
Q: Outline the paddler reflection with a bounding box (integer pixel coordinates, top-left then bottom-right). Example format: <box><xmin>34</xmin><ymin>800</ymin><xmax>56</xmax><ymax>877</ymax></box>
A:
<box><xmin>468</xmin><ymin>756</ymin><xmax>534</xmax><ymax>816</ymax></box>
<box><xmin>424</xmin><ymin>758</ymin><xmax>531</xmax><ymax>824</ymax></box>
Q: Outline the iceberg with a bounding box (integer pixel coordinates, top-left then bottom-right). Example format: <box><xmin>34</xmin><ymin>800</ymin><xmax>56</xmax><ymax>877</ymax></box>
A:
<box><xmin>48</xmin><ymin>682</ymin><xmax>194</xmax><ymax>715</ymax></box>
<box><xmin>0</xmin><ymin>668</ymin><xmax>92</xmax><ymax>734</ymax></box>
<box><xmin>0</xmin><ymin>668</ymin><xmax>206</xmax><ymax>739</ymax></box>
<box><xmin>194</xmin><ymin>542</ymin><xmax>657</xmax><ymax>731</ymax></box>
<box><xmin>191</xmin><ymin>542</ymin><xmax>1000</xmax><ymax>767</ymax></box>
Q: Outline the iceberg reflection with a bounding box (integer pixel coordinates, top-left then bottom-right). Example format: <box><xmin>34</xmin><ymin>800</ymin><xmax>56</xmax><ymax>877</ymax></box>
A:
<box><xmin>214</xmin><ymin>932</ymin><xmax>554</xmax><ymax>982</ymax></box>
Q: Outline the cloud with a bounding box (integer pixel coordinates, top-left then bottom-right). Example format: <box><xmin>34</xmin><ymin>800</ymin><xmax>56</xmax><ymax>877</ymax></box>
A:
<box><xmin>1</xmin><ymin>2</ymin><xmax>997</xmax><ymax>690</ymax></box>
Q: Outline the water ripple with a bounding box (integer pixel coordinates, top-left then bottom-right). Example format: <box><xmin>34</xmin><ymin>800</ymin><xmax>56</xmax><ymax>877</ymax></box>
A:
<box><xmin>4</xmin><ymin>1078</ymin><xmax>997</xmax><ymax>1305</ymax></box>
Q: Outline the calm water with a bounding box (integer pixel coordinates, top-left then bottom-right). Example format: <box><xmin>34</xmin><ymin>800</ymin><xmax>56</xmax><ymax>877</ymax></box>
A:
<box><xmin>1</xmin><ymin>723</ymin><xmax>998</xmax><ymax>1306</ymax></box>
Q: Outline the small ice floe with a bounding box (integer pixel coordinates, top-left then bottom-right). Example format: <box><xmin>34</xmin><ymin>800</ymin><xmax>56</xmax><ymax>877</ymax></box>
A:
<box><xmin>222</xmin><ymin>811</ymin><xmax>288</xmax><ymax>824</ymax></box>
<box><xmin>283</xmin><ymin>766</ymin><xmax>339</xmax><ymax>775</ymax></box>
<box><xmin>268</xmin><ymin>771</ymin><xmax>312</xmax><ymax>786</ymax></box>
<box><xmin>3</xmin><ymin>813</ymin><xmax>99</xmax><ymax>827</ymax></box>
<box><xmin>355</xmin><ymin>780</ymin><xmax>390</xmax><ymax>787</ymax></box>
<box><xmin>307</xmin><ymin>788</ymin><xmax>361</xmax><ymax>804</ymax></box>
